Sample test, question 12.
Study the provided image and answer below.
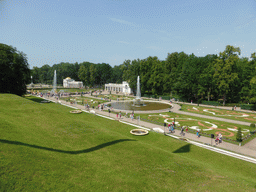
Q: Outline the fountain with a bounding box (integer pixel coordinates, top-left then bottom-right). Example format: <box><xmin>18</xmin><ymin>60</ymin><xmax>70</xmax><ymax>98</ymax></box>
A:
<box><xmin>50</xmin><ymin>70</ymin><xmax>57</xmax><ymax>95</ymax></box>
<box><xmin>133</xmin><ymin>76</ymin><xmax>144</xmax><ymax>106</ymax></box>
<box><xmin>130</xmin><ymin>129</ymin><xmax>149</xmax><ymax>136</ymax></box>
<box><xmin>110</xmin><ymin>75</ymin><xmax>172</xmax><ymax>111</ymax></box>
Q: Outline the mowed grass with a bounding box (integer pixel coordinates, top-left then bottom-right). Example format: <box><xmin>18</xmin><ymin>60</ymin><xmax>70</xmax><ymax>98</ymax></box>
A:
<box><xmin>0</xmin><ymin>94</ymin><xmax>256</xmax><ymax>191</ymax></box>
<box><xmin>180</xmin><ymin>104</ymin><xmax>256</xmax><ymax>124</ymax></box>
<box><xmin>60</xmin><ymin>96</ymin><xmax>109</xmax><ymax>107</ymax></box>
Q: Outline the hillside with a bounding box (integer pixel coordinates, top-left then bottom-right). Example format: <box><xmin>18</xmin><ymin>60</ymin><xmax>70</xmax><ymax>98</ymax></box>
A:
<box><xmin>0</xmin><ymin>94</ymin><xmax>256</xmax><ymax>191</ymax></box>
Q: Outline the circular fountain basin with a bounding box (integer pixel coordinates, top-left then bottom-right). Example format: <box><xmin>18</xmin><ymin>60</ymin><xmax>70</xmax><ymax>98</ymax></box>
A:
<box><xmin>110</xmin><ymin>101</ymin><xmax>171</xmax><ymax>111</ymax></box>
<box><xmin>130</xmin><ymin>129</ymin><xmax>149</xmax><ymax>136</ymax></box>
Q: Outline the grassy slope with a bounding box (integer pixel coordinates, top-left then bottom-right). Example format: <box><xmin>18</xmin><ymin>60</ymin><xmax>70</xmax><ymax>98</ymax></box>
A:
<box><xmin>0</xmin><ymin>94</ymin><xmax>256</xmax><ymax>191</ymax></box>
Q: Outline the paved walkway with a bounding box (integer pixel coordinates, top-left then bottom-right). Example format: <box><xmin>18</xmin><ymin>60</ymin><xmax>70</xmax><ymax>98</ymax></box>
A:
<box><xmin>40</xmin><ymin>95</ymin><xmax>256</xmax><ymax>159</ymax></box>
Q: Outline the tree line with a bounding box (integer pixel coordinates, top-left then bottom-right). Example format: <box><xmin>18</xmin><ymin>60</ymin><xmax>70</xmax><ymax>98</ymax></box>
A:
<box><xmin>2</xmin><ymin>42</ymin><xmax>256</xmax><ymax>104</ymax></box>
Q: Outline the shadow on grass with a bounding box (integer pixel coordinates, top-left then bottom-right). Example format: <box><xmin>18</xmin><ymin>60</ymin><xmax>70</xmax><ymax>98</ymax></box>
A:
<box><xmin>173</xmin><ymin>144</ymin><xmax>191</xmax><ymax>153</ymax></box>
<box><xmin>0</xmin><ymin>139</ymin><xmax>136</xmax><ymax>154</ymax></box>
<box><xmin>25</xmin><ymin>97</ymin><xmax>50</xmax><ymax>103</ymax></box>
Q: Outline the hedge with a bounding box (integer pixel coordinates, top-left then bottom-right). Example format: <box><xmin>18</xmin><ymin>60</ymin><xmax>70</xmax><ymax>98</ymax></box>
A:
<box><xmin>201</xmin><ymin>100</ymin><xmax>219</xmax><ymax>106</ymax></box>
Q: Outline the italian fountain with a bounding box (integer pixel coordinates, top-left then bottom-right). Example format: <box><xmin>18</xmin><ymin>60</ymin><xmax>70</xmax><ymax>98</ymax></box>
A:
<box><xmin>110</xmin><ymin>76</ymin><xmax>171</xmax><ymax>111</ymax></box>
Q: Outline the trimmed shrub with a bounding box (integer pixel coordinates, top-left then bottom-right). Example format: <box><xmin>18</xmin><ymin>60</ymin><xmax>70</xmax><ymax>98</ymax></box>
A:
<box><xmin>236</xmin><ymin>127</ymin><xmax>242</xmax><ymax>142</ymax></box>
<box><xmin>240</xmin><ymin>104</ymin><xmax>256</xmax><ymax>111</ymax></box>
<box><xmin>250</xmin><ymin>123</ymin><xmax>255</xmax><ymax>128</ymax></box>
<box><xmin>201</xmin><ymin>100</ymin><xmax>219</xmax><ymax>106</ymax></box>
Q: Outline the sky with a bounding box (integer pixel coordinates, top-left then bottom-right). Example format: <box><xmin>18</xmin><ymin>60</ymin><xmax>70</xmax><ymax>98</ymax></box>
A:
<box><xmin>1</xmin><ymin>0</ymin><xmax>256</xmax><ymax>69</ymax></box>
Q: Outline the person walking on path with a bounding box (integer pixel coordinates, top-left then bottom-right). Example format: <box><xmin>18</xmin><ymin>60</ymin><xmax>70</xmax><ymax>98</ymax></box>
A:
<box><xmin>186</xmin><ymin>126</ymin><xmax>188</xmax><ymax>133</ymax></box>
<box><xmin>116</xmin><ymin>113</ymin><xmax>118</xmax><ymax>119</ymax></box>
<box><xmin>170</xmin><ymin>125</ymin><xmax>175</xmax><ymax>133</ymax></box>
<box><xmin>180</xmin><ymin>126</ymin><xmax>185</xmax><ymax>136</ymax></box>
<box><xmin>119</xmin><ymin>111</ymin><xmax>122</xmax><ymax>119</ymax></box>
<box><xmin>219</xmin><ymin>133</ymin><xmax>222</xmax><ymax>144</ymax></box>
<box><xmin>196</xmin><ymin>130</ymin><xmax>200</xmax><ymax>138</ymax></box>
<box><xmin>215</xmin><ymin>134</ymin><xmax>219</xmax><ymax>145</ymax></box>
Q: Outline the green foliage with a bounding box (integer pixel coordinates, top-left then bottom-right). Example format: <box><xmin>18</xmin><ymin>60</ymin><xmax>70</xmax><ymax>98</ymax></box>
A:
<box><xmin>240</xmin><ymin>104</ymin><xmax>256</xmax><ymax>111</ymax></box>
<box><xmin>250</xmin><ymin>123</ymin><xmax>255</xmax><ymax>128</ymax></box>
<box><xmin>0</xmin><ymin>43</ymin><xmax>30</xmax><ymax>96</ymax></box>
<box><xmin>29</xmin><ymin>44</ymin><xmax>256</xmax><ymax>105</ymax></box>
<box><xmin>201</xmin><ymin>100</ymin><xmax>219</xmax><ymax>106</ymax></box>
<box><xmin>236</xmin><ymin>127</ymin><xmax>242</xmax><ymax>142</ymax></box>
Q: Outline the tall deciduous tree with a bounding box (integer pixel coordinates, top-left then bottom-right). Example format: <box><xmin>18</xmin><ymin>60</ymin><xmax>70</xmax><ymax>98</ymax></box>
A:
<box><xmin>213</xmin><ymin>45</ymin><xmax>240</xmax><ymax>105</ymax></box>
<box><xmin>0</xmin><ymin>43</ymin><xmax>30</xmax><ymax>96</ymax></box>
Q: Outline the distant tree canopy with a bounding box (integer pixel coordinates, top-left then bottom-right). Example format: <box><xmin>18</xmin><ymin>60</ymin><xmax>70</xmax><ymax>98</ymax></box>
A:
<box><xmin>0</xmin><ymin>43</ymin><xmax>30</xmax><ymax>96</ymax></box>
<box><xmin>30</xmin><ymin>45</ymin><xmax>256</xmax><ymax>104</ymax></box>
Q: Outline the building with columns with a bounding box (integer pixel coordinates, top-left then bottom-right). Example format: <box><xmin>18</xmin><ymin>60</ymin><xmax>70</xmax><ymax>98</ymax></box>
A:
<box><xmin>105</xmin><ymin>81</ymin><xmax>132</xmax><ymax>95</ymax></box>
<box><xmin>63</xmin><ymin>77</ymin><xmax>83</xmax><ymax>88</ymax></box>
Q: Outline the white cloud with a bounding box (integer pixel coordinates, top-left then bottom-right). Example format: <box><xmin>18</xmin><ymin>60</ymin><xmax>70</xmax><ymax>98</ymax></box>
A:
<box><xmin>109</xmin><ymin>18</ymin><xmax>136</xmax><ymax>27</ymax></box>
<box><xmin>118</xmin><ymin>41</ymin><xmax>130</xmax><ymax>44</ymax></box>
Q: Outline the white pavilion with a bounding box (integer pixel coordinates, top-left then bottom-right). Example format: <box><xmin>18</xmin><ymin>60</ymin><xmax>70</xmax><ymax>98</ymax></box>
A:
<box><xmin>63</xmin><ymin>77</ymin><xmax>83</xmax><ymax>88</ymax></box>
<box><xmin>104</xmin><ymin>81</ymin><xmax>132</xmax><ymax>94</ymax></box>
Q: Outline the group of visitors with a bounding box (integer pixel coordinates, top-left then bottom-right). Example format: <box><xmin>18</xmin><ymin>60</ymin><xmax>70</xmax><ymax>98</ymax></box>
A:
<box><xmin>215</xmin><ymin>133</ymin><xmax>223</xmax><ymax>145</ymax></box>
<box><xmin>116</xmin><ymin>111</ymin><xmax>122</xmax><ymax>119</ymax></box>
<box><xmin>98</xmin><ymin>104</ymin><xmax>104</xmax><ymax>111</ymax></box>
<box><xmin>168</xmin><ymin>123</ymin><xmax>175</xmax><ymax>133</ymax></box>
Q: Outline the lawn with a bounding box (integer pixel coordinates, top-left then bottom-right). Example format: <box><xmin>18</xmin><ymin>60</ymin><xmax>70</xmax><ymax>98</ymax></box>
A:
<box><xmin>60</xmin><ymin>96</ymin><xmax>109</xmax><ymax>108</ymax></box>
<box><xmin>139</xmin><ymin>112</ymin><xmax>256</xmax><ymax>144</ymax></box>
<box><xmin>180</xmin><ymin>104</ymin><xmax>256</xmax><ymax>124</ymax></box>
<box><xmin>1</xmin><ymin>94</ymin><xmax>256</xmax><ymax>191</ymax></box>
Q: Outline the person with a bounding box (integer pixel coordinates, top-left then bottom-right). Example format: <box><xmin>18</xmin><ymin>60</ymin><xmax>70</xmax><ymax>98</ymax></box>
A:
<box><xmin>215</xmin><ymin>134</ymin><xmax>219</xmax><ymax>145</ymax></box>
<box><xmin>234</xmin><ymin>105</ymin><xmax>236</xmax><ymax>110</ymax></box>
<box><xmin>116</xmin><ymin>113</ymin><xmax>118</xmax><ymax>119</ymax></box>
<box><xmin>119</xmin><ymin>111</ymin><xmax>122</xmax><ymax>119</ymax></box>
<box><xmin>168</xmin><ymin>123</ymin><xmax>171</xmax><ymax>131</ymax></box>
<box><xmin>196</xmin><ymin>130</ymin><xmax>200</xmax><ymax>138</ymax></box>
<box><xmin>171</xmin><ymin>125</ymin><xmax>174</xmax><ymax>133</ymax></box>
<box><xmin>219</xmin><ymin>133</ymin><xmax>222</xmax><ymax>144</ymax></box>
<box><xmin>125</xmin><ymin>111</ymin><xmax>128</xmax><ymax>118</ymax></box>
<box><xmin>186</xmin><ymin>126</ymin><xmax>188</xmax><ymax>132</ymax></box>
<box><xmin>180</xmin><ymin>126</ymin><xmax>184</xmax><ymax>136</ymax></box>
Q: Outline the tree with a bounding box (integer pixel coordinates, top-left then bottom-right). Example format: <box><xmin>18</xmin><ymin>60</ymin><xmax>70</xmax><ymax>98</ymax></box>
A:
<box><xmin>148</xmin><ymin>58</ymin><xmax>165</xmax><ymax>95</ymax></box>
<box><xmin>213</xmin><ymin>45</ymin><xmax>240</xmax><ymax>105</ymax></box>
<box><xmin>111</xmin><ymin>65</ymin><xmax>123</xmax><ymax>83</ymax></box>
<box><xmin>251</xmin><ymin>52</ymin><xmax>256</xmax><ymax>61</ymax></box>
<box><xmin>198</xmin><ymin>54</ymin><xmax>218</xmax><ymax>101</ymax></box>
<box><xmin>0</xmin><ymin>43</ymin><xmax>30</xmax><ymax>96</ymax></box>
<box><xmin>236</xmin><ymin>127</ymin><xmax>242</xmax><ymax>142</ymax></box>
<box><xmin>78</xmin><ymin>63</ymin><xmax>91</xmax><ymax>86</ymax></box>
<box><xmin>89</xmin><ymin>64</ymin><xmax>96</xmax><ymax>86</ymax></box>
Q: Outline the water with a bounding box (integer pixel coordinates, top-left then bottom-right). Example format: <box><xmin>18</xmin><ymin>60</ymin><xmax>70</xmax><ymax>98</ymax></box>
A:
<box><xmin>110</xmin><ymin>101</ymin><xmax>170</xmax><ymax>111</ymax></box>
<box><xmin>50</xmin><ymin>70</ymin><xmax>57</xmax><ymax>94</ymax></box>
<box><xmin>136</xmin><ymin>76</ymin><xmax>141</xmax><ymax>100</ymax></box>
<box><xmin>134</xmin><ymin>76</ymin><xmax>142</xmax><ymax>105</ymax></box>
